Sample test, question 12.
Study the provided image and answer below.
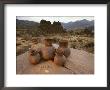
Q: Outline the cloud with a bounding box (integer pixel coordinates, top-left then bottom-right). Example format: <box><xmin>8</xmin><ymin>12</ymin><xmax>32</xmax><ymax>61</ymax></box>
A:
<box><xmin>16</xmin><ymin>16</ymin><xmax>94</xmax><ymax>23</ymax></box>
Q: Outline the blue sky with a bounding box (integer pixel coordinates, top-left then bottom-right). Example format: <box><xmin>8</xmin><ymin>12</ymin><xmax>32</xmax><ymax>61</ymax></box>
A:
<box><xmin>17</xmin><ymin>16</ymin><xmax>94</xmax><ymax>23</ymax></box>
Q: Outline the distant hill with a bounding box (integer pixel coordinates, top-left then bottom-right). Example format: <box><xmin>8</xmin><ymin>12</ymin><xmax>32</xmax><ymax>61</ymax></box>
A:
<box><xmin>16</xmin><ymin>19</ymin><xmax>94</xmax><ymax>31</ymax></box>
<box><xmin>16</xmin><ymin>19</ymin><xmax>39</xmax><ymax>29</ymax></box>
<box><xmin>16</xmin><ymin>19</ymin><xmax>66</xmax><ymax>36</ymax></box>
<box><xmin>61</xmin><ymin>19</ymin><xmax>94</xmax><ymax>31</ymax></box>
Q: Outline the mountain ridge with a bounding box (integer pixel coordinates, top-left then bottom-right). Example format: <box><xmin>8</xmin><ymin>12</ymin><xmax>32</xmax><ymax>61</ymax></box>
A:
<box><xmin>16</xmin><ymin>19</ymin><xmax>94</xmax><ymax>31</ymax></box>
<box><xmin>61</xmin><ymin>19</ymin><xmax>94</xmax><ymax>30</ymax></box>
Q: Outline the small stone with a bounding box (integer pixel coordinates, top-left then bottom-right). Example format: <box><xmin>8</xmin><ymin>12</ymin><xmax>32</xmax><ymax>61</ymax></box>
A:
<box><xmin>45</xmin><ymin>70</ymin><xmax>49</xmax><ymax>73</ymax></box>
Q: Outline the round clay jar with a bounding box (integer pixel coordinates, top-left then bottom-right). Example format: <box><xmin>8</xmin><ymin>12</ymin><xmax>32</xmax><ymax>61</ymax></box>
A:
<box><xmin>54</xmin><ymin>48</ymin><xmax>66</xmax><ymax>66</ymax></box>
<box><xmin>59</xmin><ymin>40</ymin><xmax>71</xmax><ymax>58</ymax></box>
<box><xmin>44</xmin><ymin>38</ymin><xmax>53</xmax><ymax>46</ymax></box>
<box><xmin>28</xmin><ymin>49</ymin><xmax>41</xmax><ymax>65</ymax></box>
<box><xmin>41</xmin><ymin>38</ymin><xmax>55</xmax><ymax>60</ymax></box>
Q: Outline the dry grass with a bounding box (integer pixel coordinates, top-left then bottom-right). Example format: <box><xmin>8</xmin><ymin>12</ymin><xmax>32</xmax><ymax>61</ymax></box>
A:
<box><xmin>16</xmin><ymin>34</ymin><xmax>94</xmax><ymax>56</ymax></box>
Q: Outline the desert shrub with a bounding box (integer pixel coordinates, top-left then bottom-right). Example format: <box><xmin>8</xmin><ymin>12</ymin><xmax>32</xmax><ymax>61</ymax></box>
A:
<box><xmin>23</xmin><ymin>34</ymin><xmax>32</xmax><ymax>41</ymax></box>
<box><xmin>84</xmin><ymin>47</ymin><xmax>94</xmax><ymax>53</ymax></box>
<box><xmin>77</xmin><ymin>38</ymin><xmax>83</xmax><ymax>42</ymax></box>
<box><xmin>22</xmin><ymin>40</ymin><xmax>26</xmax><ymax>43</ymax></box>
<box><xmin>16</xmin><ymin>45</ymin><xmax>31</xmax><ymax>56</ymax></box>
<box><xmin>52</xmin><ymin>37</ymin><xmax>60</xmax><ymax>43</ymax></box>
<box><xmin>81</xmin><ymin>41</ymin><xmax>94</xmax><ymax>53</ymax></box>
<box><xmin>84</xmin><ymin>42</ymin><xmax>94</xmax><ymax>48</ymax></box>
<box><xmin>16</xmin><ymin>33</ymin><xmax>21</xmax><ymax>37</ymax></box>
<box><xmin>70</xmin><ymin>42</ymin><xmax>77</xmax><ymax>49</ymax></box>
<box><xmin>16</xmin><ymin>42</ymin><xmax>21</xmax><ymax>46</ymax></box>
<box><xmin>70</xmin><ymin>43</ymin><xmax>76</xmax><ymax>49</ymax></box>
<box><xmin>70</xmin><ymin>37</ymin><xmax>94</xmax><ymax>54</ymax></box>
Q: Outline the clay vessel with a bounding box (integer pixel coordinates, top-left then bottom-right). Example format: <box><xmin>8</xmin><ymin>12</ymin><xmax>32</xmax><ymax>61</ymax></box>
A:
<box><xmin>28</xmin><ymin>49</ymin><xmax>41</xmax><ymax>65</ymax></box>
<box><xmin>59</xmin><ymin>40</ymin><xmax>70</xmax><ymax>58</ymax></box>
<box><xmin>41</xmin><ymin>38</ymin><xmax>55</xmax><ymax>60</ymax></box>
<box><xmin>54</xmin><ymin>48</ymin><xmax>66</xmax><ymax>66</ymax></box>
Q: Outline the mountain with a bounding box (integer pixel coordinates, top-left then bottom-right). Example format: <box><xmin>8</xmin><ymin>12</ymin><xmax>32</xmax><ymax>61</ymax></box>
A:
<box><xmin>16</xmin><ymin>19</ymin><xmax>39</xmax><ymax>29</ymax></box>
<box><xmin>61</xmin><ymin>19</ymin><xmax>94</xmax><ymax>31</ymax></box>
<box><xmin>16</xmin><ymin>19</ymin><xmax>94</xmax><ymax>31</ymax></box>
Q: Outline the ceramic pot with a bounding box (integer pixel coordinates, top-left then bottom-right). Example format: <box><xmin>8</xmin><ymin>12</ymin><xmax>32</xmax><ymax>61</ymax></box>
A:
<box><xmin>41</xmin><ymin>38</ymin><xmax>55</xmax><ymax>60</ymax></box>
<box><xmin>28</xmin><ymin>49</ymin><xmax>41</xmax><ymax>65</ymax></box>
<box><xmin>54</xmin><ymin>48</ymin><xmax>66</xmax><ymax>66</ymax></box>
<box><xmin>62</xmin><ymin>47</ymin><xmax>70</xmax><ymax>58</ymax></box>
<box><xmin>41</xmin><ymin>46</ymin><xmax>55</xmax><ymax>60</ymax></box>
<box><xmin>44</xmin><ymin>38</ymin><xmax>53</xmax><ymax>46</ymax></box>
<box><xmin>59</xmin><ymin>40</ymin><xmax>70</xmax><ymax>58</ymax></box>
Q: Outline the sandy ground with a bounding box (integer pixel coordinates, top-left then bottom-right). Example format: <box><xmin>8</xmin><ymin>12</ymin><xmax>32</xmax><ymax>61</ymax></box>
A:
<box><xmin>16</xmin><ymin>48</ymin><xmax>94</xmax><ymax>74</ymax></box>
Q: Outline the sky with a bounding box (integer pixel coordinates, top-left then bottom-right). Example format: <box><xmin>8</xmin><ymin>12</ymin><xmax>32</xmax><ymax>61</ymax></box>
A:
<box><xmin>16</xmin><ymin>16</ymin><xmax>94</xmax><ymax>23</ymax></box>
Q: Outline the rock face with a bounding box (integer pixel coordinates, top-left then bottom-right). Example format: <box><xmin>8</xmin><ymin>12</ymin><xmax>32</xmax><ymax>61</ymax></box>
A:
<box><xmin>65</xmin><ymin>49</ymin><xmax>94</xmax><ymax>74</ymax></box>
<box><xmin>16</xmin><ymin>48</ymin><xmax>94</xmax><ymax>74</ymax></box>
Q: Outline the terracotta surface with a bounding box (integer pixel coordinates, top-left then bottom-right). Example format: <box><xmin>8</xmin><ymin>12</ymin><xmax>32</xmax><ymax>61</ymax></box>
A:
<box><xmin>16</xmin><ymin>48</ymin><xmax>94</xmax><ymax>74</ymax></box>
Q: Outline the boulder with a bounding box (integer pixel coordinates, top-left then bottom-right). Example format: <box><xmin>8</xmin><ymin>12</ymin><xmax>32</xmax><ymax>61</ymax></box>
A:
<box><xmin>16</xmin><ymin>48</ymin><xmax>94</xmax><ymax>74</ymax></box>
